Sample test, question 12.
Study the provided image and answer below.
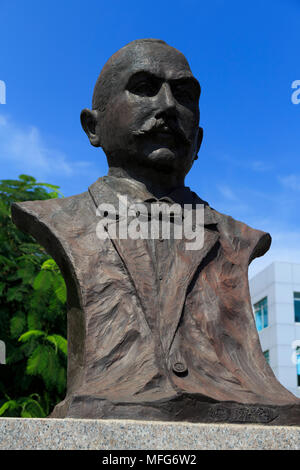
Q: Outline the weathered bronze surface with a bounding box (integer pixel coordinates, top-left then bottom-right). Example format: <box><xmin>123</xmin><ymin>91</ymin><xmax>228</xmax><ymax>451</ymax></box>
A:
<box><xmin>12</xmin><ymin>39</ymin><xmax>300</xmax><ymax>424</ymax></box>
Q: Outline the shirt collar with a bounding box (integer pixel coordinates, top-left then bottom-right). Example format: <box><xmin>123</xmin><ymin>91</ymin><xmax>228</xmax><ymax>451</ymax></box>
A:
<box><xmin>100</xmin><ymin>175</ymin><xmax>206</xmax><ymax>207</ymax></box>
<box><xmin>89</xmin><ymin>175</ymin><xmax>218</xmax><ymax>226</ymax></box>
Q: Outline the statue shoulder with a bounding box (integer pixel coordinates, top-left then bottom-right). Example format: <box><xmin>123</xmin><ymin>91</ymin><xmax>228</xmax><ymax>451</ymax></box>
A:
<box><xmin>11</xmin><ymin>190</ymin><xmax>96</xmax><ymax>249</ymax></box>
<box><xmin>207</xmin><ymin>206</ymin><xmax>271</xmax><ymax>264</ymax></box>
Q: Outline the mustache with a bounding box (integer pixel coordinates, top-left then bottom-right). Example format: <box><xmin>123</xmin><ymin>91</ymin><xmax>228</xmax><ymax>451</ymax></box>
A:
<box><xmin>132</xmin><ymin>118</ymin><xmax>192</xmax><ymax>144</ymax></box>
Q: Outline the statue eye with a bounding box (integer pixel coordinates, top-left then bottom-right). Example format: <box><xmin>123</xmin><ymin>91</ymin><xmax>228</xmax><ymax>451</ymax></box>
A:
<box><xmin>132</xmin><ymin>82</ymin><xmax>155</xmax><ymax>96</ymax></box>
<box><xmin>171</xmin><ymin>80</ymin><xmax>200</xmax><ymax>105</ymax></box>
<box><xmin>127</xmin><ymin>76</ymin><xmax>160</xmax><ymax>97</ymax></box>
<box><xmin>172</xmin><ymin>85</ymin><xmax>186</xmax><ymax>101</ymax></box>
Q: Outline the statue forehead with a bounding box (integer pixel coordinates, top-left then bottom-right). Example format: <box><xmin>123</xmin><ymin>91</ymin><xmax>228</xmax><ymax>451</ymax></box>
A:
<box><xmin>110</xmin><ymin>42</ymin><xmax>194</xmax><ymax>82</ymax></box>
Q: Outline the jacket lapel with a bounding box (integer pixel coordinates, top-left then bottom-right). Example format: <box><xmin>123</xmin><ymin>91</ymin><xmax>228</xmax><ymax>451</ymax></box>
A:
<box><xmin>89</xmin><ymin>178</ymin><xmax>160</xmax><ymax>332</ymax></box>
<box><xmin>110</xmin><ymin>233</ymin><xmax>160</xmax><ymax>332</ymax></box>
<box><xmin>159</xmin><ymin>215</ymin><xmax>220</xmax><ymax>354</ymax></box>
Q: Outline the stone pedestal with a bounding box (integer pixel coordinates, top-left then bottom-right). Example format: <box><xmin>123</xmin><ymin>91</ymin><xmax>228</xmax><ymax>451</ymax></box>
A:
<box><xmin>0</xmin><ymin>418</ymin><xmax>299</xmax><ymax>450</ymax></box>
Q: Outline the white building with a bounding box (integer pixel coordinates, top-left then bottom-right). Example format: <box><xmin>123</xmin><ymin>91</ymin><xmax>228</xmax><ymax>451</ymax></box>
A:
<box><xmin>249</xmin><ymin>261</ymin><xmax>300</xmax><ymax>398</ymax></box>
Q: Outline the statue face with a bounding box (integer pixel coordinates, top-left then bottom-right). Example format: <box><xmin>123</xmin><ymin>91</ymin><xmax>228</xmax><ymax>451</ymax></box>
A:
<box><xmin>87</xmin><ymin>42</ymin><xmax>202</xmax><ymax>177</ymax></box>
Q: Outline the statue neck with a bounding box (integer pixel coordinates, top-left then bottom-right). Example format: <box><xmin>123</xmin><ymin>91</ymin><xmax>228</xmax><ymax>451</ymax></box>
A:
<box><xmin>107</xmin><ymin>165</ymin><xmax>185</xmax><ymax>199</ymax></box>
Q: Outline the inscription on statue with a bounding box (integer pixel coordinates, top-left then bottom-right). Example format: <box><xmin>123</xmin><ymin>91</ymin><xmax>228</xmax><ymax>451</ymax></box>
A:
<box><xmin>208</xmin><ymin>405</ymin><xmax>277</xmax><ymax>424</ymax></box>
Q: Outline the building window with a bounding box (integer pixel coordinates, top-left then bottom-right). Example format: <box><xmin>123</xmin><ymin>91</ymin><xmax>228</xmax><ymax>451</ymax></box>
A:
<box><xmin>297</xmin><ymin>347</ymin><xmax>300</xmax><ymax>387</ymax></box>
<box><xmin>263</xmin><ymin>350</ymin><xmax>270</xmax><ymax>364</ymax></box>
<box><xmin>294</xmin><ymin>292</ymin><xmax>300</xmax><ymax>323</ymax></box>
<box><xmin>254</xmin><ymin>297</ymin><xmax>268</xmax><ymax>331</ymax></box>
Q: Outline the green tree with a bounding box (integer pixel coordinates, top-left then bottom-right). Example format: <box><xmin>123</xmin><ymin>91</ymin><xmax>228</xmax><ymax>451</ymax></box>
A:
<box><xmin>0</xmin><ymin>175</ymin><xmax>67</xmax><ymax>417</ymax></box>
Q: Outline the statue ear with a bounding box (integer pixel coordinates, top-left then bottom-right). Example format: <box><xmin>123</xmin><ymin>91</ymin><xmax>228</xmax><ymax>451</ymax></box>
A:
<box><xmin>194</xmin><ymin>126</ymin><xmax>203</xmax><ymax>161</ymax></box>
<box><xmin>80</xmin><ymin>108</ymin><xmax>101</xmax><ymax>147</ymax></box>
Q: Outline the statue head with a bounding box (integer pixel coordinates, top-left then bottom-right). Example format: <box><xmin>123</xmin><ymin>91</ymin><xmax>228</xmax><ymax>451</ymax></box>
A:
<box><xmin>81</xmin><ymin>39</ymin><xmax>203</xmax><ymax>179</ymax></box>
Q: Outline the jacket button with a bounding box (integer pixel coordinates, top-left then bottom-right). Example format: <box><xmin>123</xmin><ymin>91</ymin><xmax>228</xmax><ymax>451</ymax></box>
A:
<box><xmin>172</xmin><ymin>362</ymin><xmax>187</xmax><ymax>375</ymax></box>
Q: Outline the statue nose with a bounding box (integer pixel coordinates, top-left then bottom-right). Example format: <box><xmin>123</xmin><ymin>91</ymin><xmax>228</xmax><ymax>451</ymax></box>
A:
<box><xmin>157</xmin><ymin>83</ymin><xmax>176</xmax><ymax>114</ymax></box>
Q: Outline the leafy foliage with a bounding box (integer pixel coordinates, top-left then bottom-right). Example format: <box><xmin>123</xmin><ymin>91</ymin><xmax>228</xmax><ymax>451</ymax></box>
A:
<box><xmin>0</xmin><ymin>175</ymin><xmax>67</xmax><ymax>417</ymax></box>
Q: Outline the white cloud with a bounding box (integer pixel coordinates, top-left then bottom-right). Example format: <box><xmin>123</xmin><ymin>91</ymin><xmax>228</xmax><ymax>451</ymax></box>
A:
<box><xmin>217</xmin><ymin>153</ymin><xmax>272</xmax><ymax>173</ymax></box>
<box><xmin>217</xmin><ymin>184</ymin><xmax>237</xmax><ymax>200</ymax></box>
<box><xmin>0</xmin><ymin>114</ymin><xmax>90</xmax><ymax>179</ymax></box>
<box><xmin>279</xmin><ymin>174</ymin><xmax>300</xmax><ymax>192</ymax></box>
<box><xmin>249</xmin><ymin>160</ymin><xmax>272</xmax><ymax>172</ymax></box>
<box><xmin>0</xmin><ymin>115</ymin><xmax>7</xmax><ymax>126</ymax></box>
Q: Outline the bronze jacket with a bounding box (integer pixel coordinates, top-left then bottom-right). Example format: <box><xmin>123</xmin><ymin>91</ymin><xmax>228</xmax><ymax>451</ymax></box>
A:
<box><xmin>11</xmin><ymin>176</ymin><xmax>300</xmax><ymax>423</ymax></box>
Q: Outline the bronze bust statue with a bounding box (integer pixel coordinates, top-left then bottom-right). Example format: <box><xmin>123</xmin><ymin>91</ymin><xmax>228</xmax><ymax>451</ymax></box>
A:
<box><xmin>12</xmin><ymin>39</ymin><xmax>300</xmax><ymax>424</ymax></box>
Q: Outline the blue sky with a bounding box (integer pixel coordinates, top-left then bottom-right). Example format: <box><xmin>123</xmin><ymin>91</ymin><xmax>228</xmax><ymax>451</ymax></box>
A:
<box><xmin>0</xmin><ymin>0</ymin><xmax>299</xmax><ymax>276</ymax></box>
